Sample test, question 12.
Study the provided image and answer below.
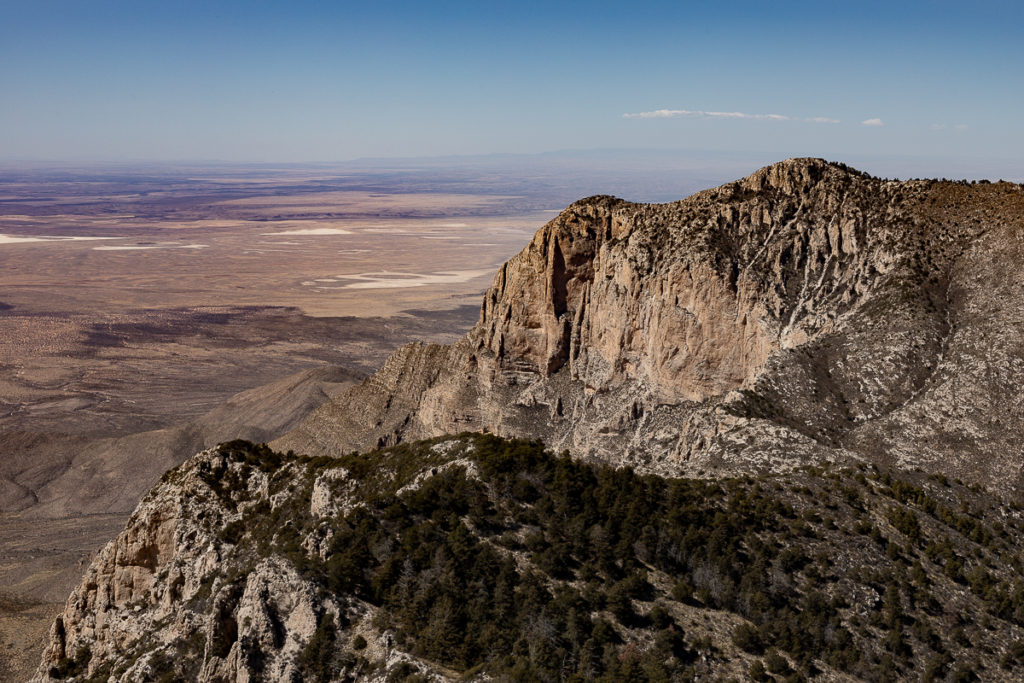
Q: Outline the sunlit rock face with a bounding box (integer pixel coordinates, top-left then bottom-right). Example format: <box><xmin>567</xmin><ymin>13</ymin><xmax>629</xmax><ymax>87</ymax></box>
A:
<box><xmin>33</xmin><ymin>446</ymin><xmax>438</xmax><ymax>682</ymax></box>
<box><xmin>277</xmin><ymin>158</ymin><xmax>1024</xmax><ymax>492</ymax></box>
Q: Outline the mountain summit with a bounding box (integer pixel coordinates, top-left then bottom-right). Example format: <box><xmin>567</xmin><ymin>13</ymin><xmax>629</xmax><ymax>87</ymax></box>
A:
<box><xmin>276</xmin><ymin>159</ymin><xmax>1024</xmax><ymax>492</ymax></box>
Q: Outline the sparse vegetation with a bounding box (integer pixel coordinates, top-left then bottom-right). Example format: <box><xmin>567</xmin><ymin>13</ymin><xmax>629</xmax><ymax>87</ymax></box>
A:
<box><xmin>48</xmin><ymin>645</ymin><xmax>91</xmax><ymax>680</ymax></box>
<box><xmin>186</xmin><ymin>435</ymin><xmax>1024</xmax><ymax>680</ymax></box>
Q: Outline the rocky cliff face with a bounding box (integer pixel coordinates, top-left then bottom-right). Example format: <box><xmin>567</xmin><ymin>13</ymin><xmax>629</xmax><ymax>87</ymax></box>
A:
<box><xmin>33</xmin><ymin>443</ymin><xmax>450</xmax><ymax>682</ymax></box>
<box><xmin>276</xmin><ymin>159</ymin><xmax>1024</xmax><ymax>492</ymax></box>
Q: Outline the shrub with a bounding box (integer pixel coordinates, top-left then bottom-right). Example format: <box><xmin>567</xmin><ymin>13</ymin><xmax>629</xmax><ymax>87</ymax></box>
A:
<box><xmin>733</xmin><ymin>622</ymin><xmax>764</xmax><ymax>654</ymax></box>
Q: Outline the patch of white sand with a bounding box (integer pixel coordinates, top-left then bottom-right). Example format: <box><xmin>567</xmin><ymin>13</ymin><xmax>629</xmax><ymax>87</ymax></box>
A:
<box><xmin>261</xmin><ymin>227</ymin><xmax>352</xmax><ymax>236</ymax></box>
<box><xmin>93</xmin><ymin>243</ymin><xmax>208</xmax><ymax>251</ymax></box>
<box><xmin>310</xmin><ymin>269</ymin><xmax>494</xmax><ymax>290</ymax></box>
<box><xmin>0</xmin><ymin>234</ymin><xmax>118</xmax><ymax>245</ymax></box>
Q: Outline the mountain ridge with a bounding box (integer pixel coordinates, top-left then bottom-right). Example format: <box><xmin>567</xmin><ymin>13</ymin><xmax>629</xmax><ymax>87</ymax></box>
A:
<box><xmin>275</xmin><ymin>158</ymin><xmax>1024</xmax><ymax>492</ymax></box>
<box><xmin>32</xmin><ymin>435</ymin><xmax>1024</xmax><ymax>681</ymax></box>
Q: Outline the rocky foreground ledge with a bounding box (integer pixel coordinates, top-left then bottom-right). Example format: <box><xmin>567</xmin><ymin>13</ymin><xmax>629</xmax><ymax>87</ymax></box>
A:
<box><xmin>35</xmin><ymin>437</ymin><xmax>1024</xmax><ymax>681</ymax></box>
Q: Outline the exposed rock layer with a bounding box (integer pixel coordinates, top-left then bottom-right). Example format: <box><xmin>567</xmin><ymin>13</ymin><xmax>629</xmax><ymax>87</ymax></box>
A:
<box><xmin>32</xmin><ymin>442</ymin><xmax>491</xmax><ymax>682</ymax></box>
<box><xmin>276</xmin><ymin>159</ymin><xmax>1024</xmax><ymax>491</ymax></box>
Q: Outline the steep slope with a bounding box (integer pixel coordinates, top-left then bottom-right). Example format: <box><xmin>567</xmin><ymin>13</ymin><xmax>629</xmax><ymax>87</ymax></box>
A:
<box><xmin>276</xmin><ymin>159</ymin><xmax>1024</xmax><ymax>492</ymax></box>
<box><xmin>34</xmin><ymin>436</ymin><xmax>1024</xmax><ymax>681</ymax></box>
<box><xmin>0</xmin><ymin>366</ymin><xmax>362</xmax><ymax>679</ymax></box>
<box><xmin>1</xmin><ymin>365</ymin><xmax>362</xmax><ymax>518</ymax></box>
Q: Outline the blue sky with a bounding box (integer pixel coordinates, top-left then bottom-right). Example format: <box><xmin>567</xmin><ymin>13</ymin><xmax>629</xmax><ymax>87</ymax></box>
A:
<box><xmin>1</xmin><ymin>0</ymin><xmax>1022</xmax><ymax>172</ymax></box>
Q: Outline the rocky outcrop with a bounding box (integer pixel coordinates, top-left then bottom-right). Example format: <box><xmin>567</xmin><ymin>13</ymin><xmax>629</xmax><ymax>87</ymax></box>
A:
<box><xmin>35</xmin><ymin>436</ymin><xmax>1024</xmax><ymax>681</ymax></box>
<box><xmin>33</xmin><ymin>444</ymin><xmax>446</xmax><ymax>682</ymax></box>
<box><xmin>276</xmin><ymin>159</ymin><xmax>1024</xmax><ymax>491</ymax></box>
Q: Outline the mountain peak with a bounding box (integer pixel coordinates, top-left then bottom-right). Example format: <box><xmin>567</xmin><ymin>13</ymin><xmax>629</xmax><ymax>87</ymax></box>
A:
<box><xmin>275</xmin><ymin>159</ymin><xmax>1024</xmax><ymax>493</ymax></box>
<box><xmin>738</xmin><ymin>157</ymin><xmax>869</xmax><ymax>195</ymax></box>
<box><xmin>33</xmin><ymin>160</ymin><xmax>1024</xmax><ymax>681</ymax></box>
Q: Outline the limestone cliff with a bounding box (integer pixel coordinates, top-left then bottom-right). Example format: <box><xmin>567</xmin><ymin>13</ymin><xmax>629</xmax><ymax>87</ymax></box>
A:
<box><xmin>276</xmin><ymin>159</ymin><xmax>1024</xmax><ymax>491</ymax></box>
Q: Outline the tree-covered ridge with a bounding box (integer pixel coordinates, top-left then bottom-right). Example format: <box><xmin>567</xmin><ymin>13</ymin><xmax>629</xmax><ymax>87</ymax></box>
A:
<box><xmin>58</xmin><ymin>435</ymin><xmax>1024</xmax><ymax>682</ymax></box>
<box><xmin>172</xmin><ymin>435</ymin><xmax>1024</xmax><ymax>682</ymax></box>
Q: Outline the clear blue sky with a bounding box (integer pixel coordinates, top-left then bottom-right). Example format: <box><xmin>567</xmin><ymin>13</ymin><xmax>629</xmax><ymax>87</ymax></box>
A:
<box><xmin>2</xmin><ymin>0</ymin><xmax>1022</xmax><ymax>170</ymax></box>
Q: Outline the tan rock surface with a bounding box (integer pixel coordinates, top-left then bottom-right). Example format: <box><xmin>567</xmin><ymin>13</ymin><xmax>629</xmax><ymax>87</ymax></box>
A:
<box><xmin>276</xmin><ymin>159</ymin><xmax>1024</xmax><ymax>491</ymax></box>
<box><xmin>33</xmin><ymin>445</ymin><xmax>457</xmax><ymax>682</ymax></box>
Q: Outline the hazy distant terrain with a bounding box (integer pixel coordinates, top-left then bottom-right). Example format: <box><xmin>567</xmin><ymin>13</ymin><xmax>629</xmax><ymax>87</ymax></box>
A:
<box><xmin>0</xmin><ymin>165</ymin><xmax>544</xmax><ymax>506</ymax></box>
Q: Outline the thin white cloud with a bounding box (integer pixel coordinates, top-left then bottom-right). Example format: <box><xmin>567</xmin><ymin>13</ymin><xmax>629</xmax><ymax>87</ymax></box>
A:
<box><xmin>861</xmin><ymin>118</ymin><xmax>884</xmax><ymax>127</ymax></box>
<box><xmin>955</xmin><ymin>123</ymin><xmax>969</xmax><ymax>130</ymax></box>
<box><xmin>622</xmin><ymin>109</ymin><xmax>839</xmax><ymax>124</ymax></box>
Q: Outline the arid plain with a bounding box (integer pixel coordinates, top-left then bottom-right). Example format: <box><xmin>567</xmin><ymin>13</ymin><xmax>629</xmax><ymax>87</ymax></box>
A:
<box><xmin>0</xmin><ymin>163</ymin><xmax>559</xmax><ymax>677</ymax></box>
<box><xmin>0</xmin><ymin>168</ymin><xmax>552</xmax><ymax>432</ymax></box>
